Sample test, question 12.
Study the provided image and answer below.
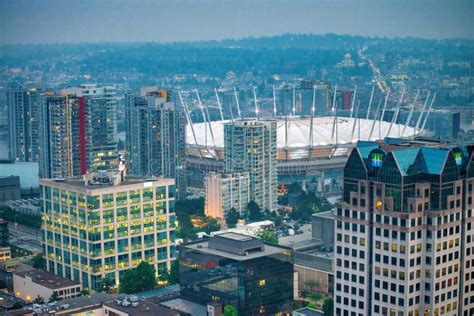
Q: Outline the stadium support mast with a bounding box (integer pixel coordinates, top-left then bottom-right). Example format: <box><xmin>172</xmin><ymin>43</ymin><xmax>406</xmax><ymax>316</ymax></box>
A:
<box><xmin>402</xmin><ymin>89</ymin><xmax>420</xmax><ymax>136</ymax></box>
<box><xmin>309</xmin><ymin>85</ymin><xmax>316</xmax><ymax>149</ymax></box>
<box><xmin>350</xmin><ymin>85</ymin><xmax>357</xmax><ymax>119</ymax></box>
<box><xmin>386</xmin><ymin>91</ymin><xmax>405</xmax><ymax>137</ymax></box>
<box><xmin>378</xmin><ymin>89</ymin><xmax>391</xmax><ymax>139</ymax></box>
<box><xmin>420</xmin><ymin>91</ymin><xmax>437</xmax><ymax>133</ymax></box>
<box><xmin>331</xmin><ymin>85</ymin><xmax>338</xmax><ymax>144</ymax></box>
<box><xmin>196</xmin><ymin>89</ymin><xmax>216</xmax><ymax>148</ymax></box>
<box><xmin>368</xmin><ymin>98</ymin><xmax>382</xmax><ymax>140</ymax></box>
<box><xmin>253</xmin><ymin>86</ymin><xmax>260</xmax><ymax>120</ymax></box>
<box><xmin>366</xmin><ymin>85</ymin><xmax>375</xmax><ymax>120</ymax></box>
<box><xmin>233</xmin><ymin>87</ymin><xmax>242</xmax><ymax>119</ymax></box>
<box><xmin>292</xmin><ymin>85</ymin><xmax>296</xmax><ymax>116</ymax></box>
<box><xmin>178</xmin><ymin>90</ymin><xmax>200</xmax><ymax>157</ymax></box>
<box><xmin>414</xmin><ymin>91</ymin><xmax>431</xmax><ymax>133</ymax></box>
<box><xmin>214</xmin><ymin>88</ymin><xmax>224</xmax><ymax>121</ymax></box>
<box><xmin>273</xmin><ymin>86</ymin><xmax>277</xmax><ymax>117</ymax></box>
<box><xmin>350</xmin><ymin>99</ymin><xmax>361</xmax><ymax>141</ymax></box>
<box><xmin>285</xmin><ymin>91</ymin><xmax>289</xmax><ymax>151</ymax></box>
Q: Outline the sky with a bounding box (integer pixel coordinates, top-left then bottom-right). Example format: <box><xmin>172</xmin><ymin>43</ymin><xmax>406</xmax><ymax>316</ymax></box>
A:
<box><xmin>0</xmin><ymin>0</ymin><xmax>473</xmax><ymax>44</ymax></box>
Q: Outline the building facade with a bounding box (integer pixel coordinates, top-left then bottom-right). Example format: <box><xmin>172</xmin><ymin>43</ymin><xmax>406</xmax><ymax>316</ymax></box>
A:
<box><xmin>13</xmin><ymin>268</ymin><xmax>82</xmax><ymax>302</ymax></box>
<box><xmin>334</xmin><ymin>139</ymin><xmax>474</xmax><ymax>316</ymax></box>
<box><xmin>40</xmin><ymin>171</ymin><xmax>176</xmax><ymax>291</ymax></box>
<box><xmin>6</xmin><ymin>84</ymin><xmax>45</xmax><ymax>162</ymax></box>
<box><xmin>204</xmin><ymin>172</ymin><xmax>250</xmax><ymax>224</ymax></box>
<box><xmin>125</xmin><ymin>89</ymin><xmax>186</xmax><ymax>199</ymax></box>
<box><xmin>180</xmin><ymin>233</ymin><xmax>294</xmax><ymax>315</ymax></box>
<box><xmin>61</xmin><ymin>84</ymin><xmax>118</xmax><ymax>174</ymax></box>
<box><xmin>224</xmin><ymin>120</ymin><xmax>278</xmax><ymax>212</ymax></box>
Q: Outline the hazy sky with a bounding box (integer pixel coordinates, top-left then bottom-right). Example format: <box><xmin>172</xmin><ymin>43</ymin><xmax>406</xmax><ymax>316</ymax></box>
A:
<box><xmin>1</xmin><ymin>0</ymin><xmax>473</xmax><ymax>44</ymax></box>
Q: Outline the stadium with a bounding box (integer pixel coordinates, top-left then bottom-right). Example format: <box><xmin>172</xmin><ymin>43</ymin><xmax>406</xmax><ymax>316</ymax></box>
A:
<box><xmin>185</xmin><ymin>115</ymin><xmax>418</xmax><ymax>190</ymax></box>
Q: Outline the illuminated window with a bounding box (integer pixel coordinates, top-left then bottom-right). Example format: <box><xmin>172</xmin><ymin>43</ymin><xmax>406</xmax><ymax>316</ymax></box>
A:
<box><xmin>376</xmin><ymin>200</ymin><xmax>382</xmax><ymax>209</ymax></box>
<box><xmin>259</xmin><ymin>279</ymin><xmax>266</xmax><ymax>286</ymax></box>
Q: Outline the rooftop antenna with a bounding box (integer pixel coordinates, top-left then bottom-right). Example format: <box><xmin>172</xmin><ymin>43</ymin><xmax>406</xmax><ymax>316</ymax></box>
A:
<box><xmin>368</xmin><ymin>98</ymin><xmax>382</xmax><ymax>140</ymax></box>
<box><xmin>214</xmin><ymin>88</ymin><xmax>224</xmax><ymax>121</ymax></box>
<box><xmin>253</xmin><ymin>86</ymin><xmax>260</xmax><ymax>120</ymax></box>
<box><xmin>420</xmin><ymin>91</ymin><xmax>437</xmax><ymax>133</ymax></box>
<box><xmin>366</xmin><ymin>85</ymin><xmax>375</xmax><ymax>120</ymax></box>
<box><xmin>414</xmin><ymin>91</ymin><xmax>431</xmax><ymax>133</ymax></box>
<box><xmin>233</xmin><ymin>87</ymin><xmax>242</xmax><ymax>119</ymax></box>
<box><xmin>195</xmin><ymin>89</ymin><xmax>215</xmax><ymax>147</ymax></box>
<box><xmin>272</xmin><ymin>86</ymin><xmax>277</xmax><ymax>117</ymax></box>
<box><xmin>402</xmin><ymin>89</ymin><xmax>419</xmax><ymax>136</ymax></box>
<box><xmin>178</xmin><ymin>90</ymin><xmax>201</xmax><ymax>157</ymax></box>
<box><xmin>386</xmin><ymin>91</ymin><xmax>405</xmax><ymax>137</ymax></box>
<box><xmin>378</xmin><ymin>89</ymin><xmax>391</xmax><ymax>139</ymax></box>
<box><xmin>350</xmin><ymin>85</ymin><xmax>357</xmax><ymax>118</ymax></box>
<box><xmin>309</xmin><ymin>85</ymin><xmax>316</xmax><ymax>150</ymax></box>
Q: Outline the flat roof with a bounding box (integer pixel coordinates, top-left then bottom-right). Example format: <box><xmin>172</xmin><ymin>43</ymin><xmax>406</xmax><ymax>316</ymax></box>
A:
<box><xmin>160</xmin><ymin>298</ymin><xmax>207</xmax><ymax>316</ymax></box>
<box><xmin>185</xmin><ymin>239</ymin><xmax>290</xmax><ymax>261</ymax></box>
<box><xmin>218</xmin><ymin>232</ymin><xmax>254</xmax><ymax>241</ymax></box>
<box><xmin>40</xmin><ymin>176</ymin><xmax>173</xmax><ymax>193</ymax></box>
<box><xmin>104</xmin><ymin>299</ymin><xmax>179</xmax><ymax>316</ymax></box>
<box><xmin>59</xmin><ymin>292</ymin><xmax>116</xmax><ymax>311</ymax></box>
<box><xmin>14</xmin><ymin>269</ymin><xmax>81</xmax><ymax>290</ymax></box>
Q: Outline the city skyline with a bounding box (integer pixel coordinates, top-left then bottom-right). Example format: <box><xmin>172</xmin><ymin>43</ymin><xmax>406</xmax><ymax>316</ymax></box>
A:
<box><xmin>0</xmin><ymin>0</ymin><xmax>473</xmax><ymax>45</ymax></box>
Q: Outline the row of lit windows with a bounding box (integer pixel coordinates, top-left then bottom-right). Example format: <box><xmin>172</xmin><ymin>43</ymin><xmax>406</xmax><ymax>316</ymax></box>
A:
<box><xmin>337</xmin><ymin>234</ymin><xmax>366</xmax><ymax>246</ymax></box>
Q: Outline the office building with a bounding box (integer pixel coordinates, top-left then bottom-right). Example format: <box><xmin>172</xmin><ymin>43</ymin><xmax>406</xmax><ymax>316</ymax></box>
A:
<box><xmin>224</xmin><ymin>119</ymin><xmax>278</xmax><ymax>212</ymax></box>
<box><xmin>204</xmin><ymin>172</ymin><xmax>250</xmax><ymax>224</ymax></box>
<box><xmin>13</xmin><ymin>268</ymin><xmax>82</xmax><ymax>302</ymax></box>
<box><xmin>180</xmin><ymin>233</ymin><xmax>294</xmax><ymax>315</ymax></box>
<box><xmin>6</xmin><ymin>84</ymin><xmax>45</xmax><ymax>162</ymax></box>
<box><xmin>61</xmin><ymin>84</ymin><xmax>118</xmax><ymax>174</ymax></box>
<box><xmin>40</xmin><ymin>170</ymin><xmax>176</xmax><ymax>291</ymax></box>
<box><xmin>125</xmin><ymin>89</ymin><xmax>186</xmax><ymax>199</ymax></box>
<box><xmin>334</xmin><ymin>139</ymin><xmax>474</xmax><ymax>316</ymax></box>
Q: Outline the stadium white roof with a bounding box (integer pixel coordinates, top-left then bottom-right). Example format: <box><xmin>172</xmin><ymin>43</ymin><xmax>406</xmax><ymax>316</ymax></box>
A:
<box><xmin>186</xmin><ymin>116</ymin><xmax>417</xmax><ymax>148</ymax></box>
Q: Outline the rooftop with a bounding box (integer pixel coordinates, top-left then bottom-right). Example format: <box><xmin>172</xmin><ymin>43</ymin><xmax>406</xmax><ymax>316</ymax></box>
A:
<box><xmin>187</xmin><ymin>116</ymin><xmax>417</xmax><ymax>148</ymax></box>
<box><xmin>293</xmin><ymin>306</ymin><xmax>324</xmax><ymax>316</ymax></box>
<box><xmin>104</xmin><ymin>298</ymin><xmax>179</xmax><ymax>316</ymax></box>
<box><xmin>185</xmin><ymin>233</ymin><xmax>291</xmax><ymax>261</ymax></box>
<box><xmin>160</xmin><ymin>298</ymin><xmax>207</xmax><ymax>316</ymax></box>
<box><xmin>14</xmin><ymin>269</ymin><xmax>81</xmax><ymax>290</ymax></box>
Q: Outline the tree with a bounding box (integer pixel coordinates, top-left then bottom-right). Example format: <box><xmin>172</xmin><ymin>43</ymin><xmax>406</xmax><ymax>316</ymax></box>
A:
<box><xmin>225</xmin><ymin>207</ymin><xmax>240</xmax><ymax>228</ymax></box>
<box><xmin>304</xmin><ymin>279</ymin><xmax>319</xmax><ymax>293</ymax></box>
<box><xmin>32</xmin><ymin>253</ymin><xmax>44</xmax><ymax>269</ymax></box>
<box><xmin>205</xmin><ymin>217</ymin><xmax>221</xmax><ymax>234</ymax></box>
<box><xmin>322</xmin><ymin>297</ymin><xmax>334</xmax><ymax>316</ymax></box>
<box><xmin>160</xmin><ymin>259</ymin><xmax>180</xmax><ymax>285</ymax></box>
<box><xmin>49</xmin><ymin>292</ymin><xmax>59</xmax><ymax>302</ymax></box>
<box><xmin>257</xmin><ymin>229</ymin><xmax>278</xmax><ymax>244</ymax></box>
<box><xmin>299</xmin><ymin>289</ymin><xmax>309</xmax><ymax>300</ymax></box>
<box><xmin>33</xmin><ymin>295</ymin><xmax>45</xmax><ymax>304</ymax></box>
<box><xmin>223</xmin><ymin>304</ymin><xmax>238</xmax><ymax>316</ymax></box>
<box><xmin>119</xmin><ymin>261</ymin><xmax>156</xmax><ymax>294</ymax></box>
<box><xmin>247</xmin><ymin>201</ymin><xmax>262</xmax><ymax>222</ymax></box>
<box><xmin>100</xmin><ymin>275</ymin><xmax>115</xmax><ymax>293</ymax></box>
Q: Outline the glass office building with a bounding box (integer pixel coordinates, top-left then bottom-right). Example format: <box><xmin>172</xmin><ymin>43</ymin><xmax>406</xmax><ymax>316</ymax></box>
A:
<box><xmin>180</xmin><ymin>233</ymin><xmax>294</xmax><ymax>315</ymax></box>
<box><xmin>40</xmin><ymin>171</ymin><xmax>176</xmax><ymax>291</ymax></box>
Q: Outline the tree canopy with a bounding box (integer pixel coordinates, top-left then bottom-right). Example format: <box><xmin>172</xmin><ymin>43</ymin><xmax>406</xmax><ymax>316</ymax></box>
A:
<box><xmin>257</xmin><ymin>229</ymin><xmax>278</xmax><ymax>244</ymax></box>
<box><xmin>323</xmin><ymin>297</ymin><xmax>334</xmax><ymax>316</ymax></box>
<box><xmin>225</xmin><ymin>207</ymin><xmax>240</xmax><ymax>228</ymax></box>
<box><xmin>247</xmin><ymin>201</ymin><xmax>262</xmax><ymax>222</ymax></box>
<box><xmin>223</xmin><ymin>304</ymin><xmax>238</xmax><ymax>316</ymax></box>
<box><xmin>119</xmin><ymin>261</ymin><xmax>156</xmax><ymax>294</ymax></box>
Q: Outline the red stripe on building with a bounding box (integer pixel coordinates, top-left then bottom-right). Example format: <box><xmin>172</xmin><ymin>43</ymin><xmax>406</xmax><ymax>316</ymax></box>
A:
<box><xmin>79</xmin><ymin>97</ymin><xmax>87</xmax><ymax>175</ymax></box>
